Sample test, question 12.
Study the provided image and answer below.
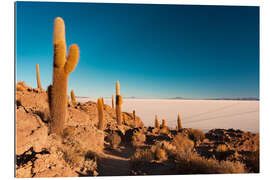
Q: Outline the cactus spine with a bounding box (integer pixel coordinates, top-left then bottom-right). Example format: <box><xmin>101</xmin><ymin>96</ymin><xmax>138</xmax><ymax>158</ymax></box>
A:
<box><xmin>177</xmin><ymin>113</ymin><xmax>183</xmax><ymax>130</ymax></box>
<box><xmin>70</xmin><ymin>90</ymin><xmax>77</xmax><ymax>105</ymax></box>
<box><xmin>133</xmin><ymin>110</ymin><xmax>136</xmax><ymax>120</ymax></box>
<box><xmin>115</xmin><ymin>80</ymin><xmax>122</xmax><ymax>125</ymax></box>
<box><xmin>97</xmin><ymin>98</ymin><xmax>104</xmax><ymax>130</ymax></box>
<box><xmin>155</xmin><ymin>114</ymin><xmax>159</xmax><ymax>128</ymax></box>
<box><xmin>36</xmin><ymin>64</ymin><xmax>42</xmax><ymax>89</ymax></box>
<box><xmin>50</xmin><ymin>17</ymin><xmax>79</xmax><ymax>136</ymax></box>
<box><xmin>112</xmin><ymin>93</ymin><xmax>114</xmax><ymax>109</ymax></box>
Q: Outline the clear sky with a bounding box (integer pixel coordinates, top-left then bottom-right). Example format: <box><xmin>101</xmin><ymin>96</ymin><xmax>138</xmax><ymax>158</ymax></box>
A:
<box><xmin>16</xmin><ymin>2</ymin><xmax>259</xmax><ymax>99</ymax></box>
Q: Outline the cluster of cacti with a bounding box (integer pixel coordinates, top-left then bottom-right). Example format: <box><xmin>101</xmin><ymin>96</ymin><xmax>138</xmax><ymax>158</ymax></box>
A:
<box><xmin>36</xmin><ymin>64</ymin><xmax>42</xmax><ymax>89</ymax></box>
<box><xmin>112</xmin><ymin>93</ymin><xmax>114</xmax><ymax>109</ymax></box>
<box><xmin>115</xmin><ymin>80</ymin><xmax>123</xmax><ymax>125</ymax></box>
<box><xmin>70</xmin><ymin>90</ymin><xmax>77</xmax><ymax>105</ymax></box>
<box><xmin>97</xmin><ymin>98</ymin><xmax>105</xmax><ymax>130</ymax></box>
<box><xmin>29</xmin><ymin>17</ymin><xmax>187</xmax><ymax>136</ymax></box>
<box><xmin>177</xmin><ymin>113</ymin><xmax>183</xmax><ymax>130</ymax></box>
<box><xmin>153</xmin><ymin>114</ymin><xmax>183</xmax><ymax>130</ymax></box>
<box><xmin>154</xmin><ymin>114</ymin><xmax>159</xmax><ymax>128</ymax></box>
<box><xmin>49</xmin><ymin>17</ymin><xmax>79</xmax><ymax>136</ymax></box>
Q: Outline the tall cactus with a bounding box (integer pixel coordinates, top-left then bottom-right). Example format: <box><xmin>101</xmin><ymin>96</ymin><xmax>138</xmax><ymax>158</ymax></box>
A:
<box><xmin>177</xmin><ymin>113</ymin><xmax>183</xmax><ymax>130</ymax></box>
<box><xmin>101</xmin><ymin>97</ymin><xmax>104</xmax><ymax>106</ymax></box>
<box><xmin>154</xmin><ymin>114</ymin><xmax>159</xmax><ymax>128</ymax></box>
<box><xmin>97</xmin><ymin>98</ymin><xmax>105</xmax><ymax>130</ymax></box>
<box><xmin>115</xmin><ymin>80</ymin><xmax>123</xmax><ymax>125</ymax></box>
<box><xmin>112</xmin><ymin>93</ymin><xmax>114</xmax><ymax>109</ymax></box>
<box><xmin>36</xmin><ymin>64</ymin><xmax>42</xmax><ymax>89</ymax></box>
<box><xmin>162</xmin><ymin>119</ymin><xmax>167</xmax><ymax>129</ymax></box>
<box><xmin>50</xmin><ymin>17</ymin><xmax>79</xmax><ymax>135</ymax></box>
<box><xmin>133</xmin><ymin>110</ymin><xmax>136</xmax><ymax>120</ymax></box>
<box><xmin>70</xmin><ymin>90</ymin><xmax>77</xmax><ymax>105</ymax></box>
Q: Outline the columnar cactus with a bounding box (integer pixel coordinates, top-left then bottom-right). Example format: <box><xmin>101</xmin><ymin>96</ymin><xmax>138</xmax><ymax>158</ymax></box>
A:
<box><xmin>177</xmin><ymin>113</ymin><xmax>183</xmax><ymax>130</ymax></box>
<box><xmin>50</xmin><ymin>17</ymin><xmax>79</xmax><ymax>135</ymax></box>
<box><xmin>154</xmin><ymin>114</ymin><xmax>159</xmax><ymax>128</ymax></box>
<box><xmin>36</xmin><ymin>64</ymin><xmax>42</xmax><ymax>89</ymax></box>
<box><xmin>101</xmin><ymin>97</ymin><xmax>104</xmax><ymax>106</ymax></box>
<box><xmin>112</xmin><ymin>93</ymin><xmax>114</xmax><ymax>109</ymax></box>
<box><xmin>133</xmin><ymin>110</ymin><xmax>136</xmax><ymax>120</ymax></box>
<box><xmin>70</xmin><ymin>90</ymin><xmax>77</xmax><ymax>105</ymax></box>
<box><xmin>115</xmin><ymin>80</ymin><xmax>123</xmax><ymax>125</ymax></box>
<box><xmin>162</xmin><ymin>119</ymin><xmax>167</xmax><ymax>129</ymax></box>
<box><xmin>97</xmin><ymin>98</ymin><xmax>104</xmax><ymax>130</ymax></box>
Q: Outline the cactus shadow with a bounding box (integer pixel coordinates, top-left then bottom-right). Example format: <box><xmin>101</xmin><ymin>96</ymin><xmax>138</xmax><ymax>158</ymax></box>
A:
<box><xmin>103</xmin><ymin>146</ymin><xmax>135</xmax><ymax>159</ymax></box>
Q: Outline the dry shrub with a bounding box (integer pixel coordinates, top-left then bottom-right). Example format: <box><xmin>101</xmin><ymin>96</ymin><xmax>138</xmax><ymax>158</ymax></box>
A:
<box><xmin>16</xmin><ymin>81</ymin><xmax>31</xmax><ymax>92</ymax></box>
<box><xmin>216</xmin><ymin>144</ymin><xmax>228</xmax><ymax>152</ymax></box>
<box><xmin>160</xmin><ymin>126</ymin><xmax>170</xmax><ymax>134</ymax></box>
<box><xmin>170</xmin><ymin>134</ymin><xmax>246</xmax><ymax>174</ymax></box>
<box><xmin>106</xmin><ymin>131</ymin><xmax>121</xmax><ymax>149</ymax></box>
<box><xmin>131</xmin><ymin>131</ymin><xmax>146</xmax><ymax>147</ymax></box>
<box><xmin>131</xmin><ymin>141</ymin><xmax>174</xmax><ymax>162</ymax></box>
<box><xmin>62</xmin><ymin>141</ymin><xmax>85</xmax><ymax>167</ymax></box>
<box><xmin>174</xmin><ymin>151</ymin><xmax>246</xmax><ymax>174</ymax></box>
<box><xmin>188</xmin><ymin>128</ymin><xmax>205</xmax><ymax>143</ymax></box>
<box><xmin>173</xmin><ymin>133</ymin><xmax>194</xmax><ymax>153</ymax></box>
<box><xmin>155</xmin><ymin>148</ymin><xmax>167</xmax><ymax>161</ymax></box>
<box><xmin>16</xmin><ymin>84</ymin><xmax>26</xmax><ymax>92</ymax></box>
<box><xmin>131</xmin><ymin>148</ymin><xmax>155</xmax><ymax>162</ymax></box>
<box><xmin>243</xmin><ymin>150</ymin><xmax>259</xmax><ymax>173</ymax></box>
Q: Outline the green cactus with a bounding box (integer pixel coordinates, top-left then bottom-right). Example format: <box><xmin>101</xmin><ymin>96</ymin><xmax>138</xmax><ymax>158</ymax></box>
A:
<box><xmin>115</xmin><ymin>80</ymin><xmax>122</xmax><ymax>125</ymax></box>
<box><xmin>177</xmin><ymin>113</ymin><xmax>183</xmax><ymax>130</ymax></box>
<box><xmin>36</xmin><ymin>64</ymin><xmax>42</xmax><ymax>89</ymax></box>
<box><xmin>70</xmin><ymin>90</ymin><xmax>77</xmax><ymax>105</ymax></box>
<box><xmin>97</xmin><ymin>98</ymin><xmax>105</xmax><ymax>130</ymax></box>
<box><xmin>50</xmin><ymin>17</ymin><xmax>80</xmax><ymax>136</ymax></box>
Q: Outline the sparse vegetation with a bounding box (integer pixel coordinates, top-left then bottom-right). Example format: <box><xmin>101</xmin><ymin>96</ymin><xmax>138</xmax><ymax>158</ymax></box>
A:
<box><xmin>15</xmin><ymin>16</ymin><xmax>259</xmax><ymax>178</ymax></box>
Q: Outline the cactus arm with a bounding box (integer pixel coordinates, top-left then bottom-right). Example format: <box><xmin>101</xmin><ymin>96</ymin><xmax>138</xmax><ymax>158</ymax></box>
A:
<box><xmin>64</xmin><ymin>44</ymin><xmax>79</xmax><ymax>74</ymax></box>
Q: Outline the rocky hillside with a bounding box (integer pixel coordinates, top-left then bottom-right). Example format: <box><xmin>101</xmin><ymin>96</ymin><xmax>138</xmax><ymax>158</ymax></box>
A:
<box><xmin>16</xmin><ymin>82</ymin><xmax>259</xmax><ymax>177</ymax></box>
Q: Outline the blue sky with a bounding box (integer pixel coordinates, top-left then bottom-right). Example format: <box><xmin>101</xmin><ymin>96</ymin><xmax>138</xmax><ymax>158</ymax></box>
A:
<box><xmin>16</xmin><ymin>2</ymin><xmax>259</xmax><ymax>99</ymax></box>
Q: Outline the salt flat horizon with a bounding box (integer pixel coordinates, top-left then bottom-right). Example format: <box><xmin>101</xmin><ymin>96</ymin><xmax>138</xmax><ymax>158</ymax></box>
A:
<box><xmin>77</xmin><ymin>98</ymin><xmax>259</xmax><ymax>133</ymax></box>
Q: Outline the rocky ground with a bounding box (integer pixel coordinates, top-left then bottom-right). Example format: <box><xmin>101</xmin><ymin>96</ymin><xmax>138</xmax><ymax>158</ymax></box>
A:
<box><xmin>15</xmin><ymin>82</ymin><xmax>259</xmax><ymax>177</ymax></box>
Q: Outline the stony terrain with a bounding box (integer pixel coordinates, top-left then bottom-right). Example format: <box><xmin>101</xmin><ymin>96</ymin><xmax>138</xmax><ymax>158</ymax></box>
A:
<box><xmin>16</xmin><ymin>82</ymin><xmax>259</xmax><ymax>177</ymax></box>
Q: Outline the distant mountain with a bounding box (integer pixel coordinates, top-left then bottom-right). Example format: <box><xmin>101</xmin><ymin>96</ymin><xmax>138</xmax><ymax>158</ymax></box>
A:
<box><xmin>209</xmin><ymin>97</ymin><xmax>259</xmax><ymax>101</ymax></box>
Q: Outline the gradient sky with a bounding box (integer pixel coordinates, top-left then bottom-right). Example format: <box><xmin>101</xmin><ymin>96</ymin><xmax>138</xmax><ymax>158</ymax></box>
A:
<box><xmin>16</xmin><ymin>2</ymin><xmax>259</xmax><ymax>99</ymax></box>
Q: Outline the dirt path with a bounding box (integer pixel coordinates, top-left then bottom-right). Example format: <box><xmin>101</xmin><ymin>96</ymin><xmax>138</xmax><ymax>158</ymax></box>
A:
<box><xmin>97</xmin><ymin>146</ymin><xmax>135</xmax><ymax>176</ymax></box>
